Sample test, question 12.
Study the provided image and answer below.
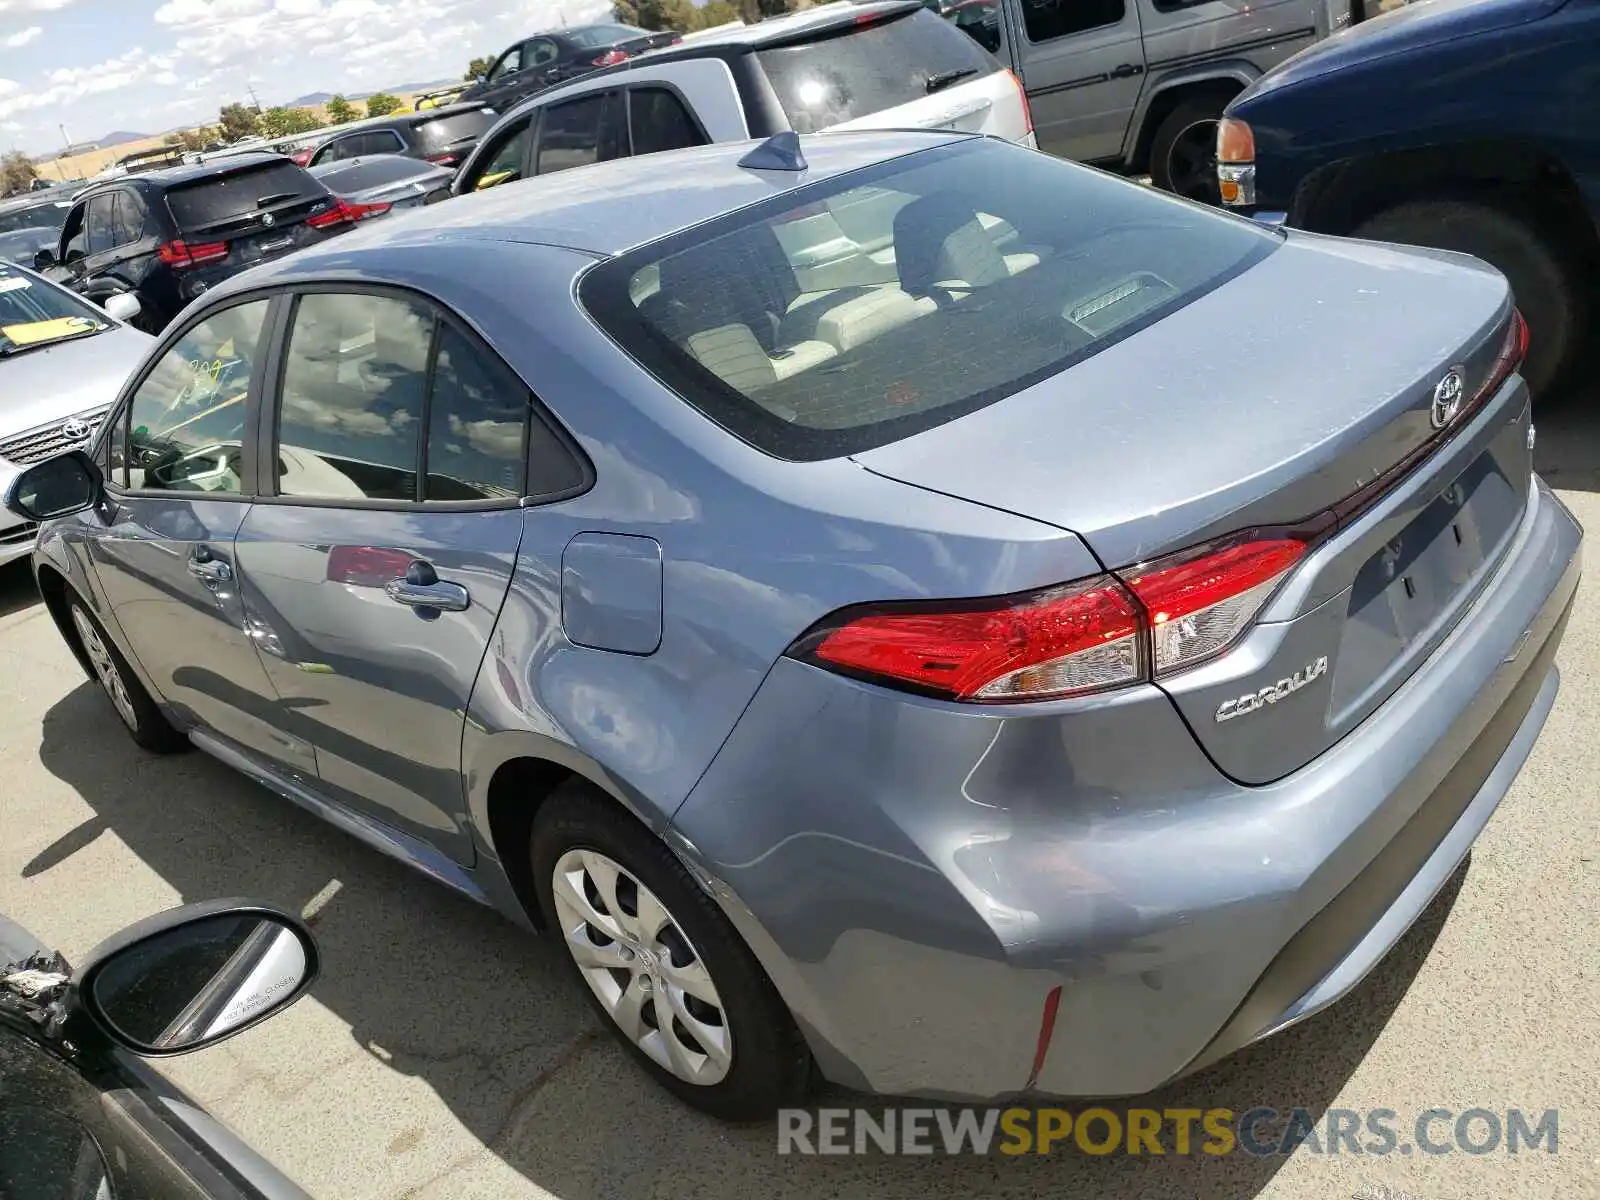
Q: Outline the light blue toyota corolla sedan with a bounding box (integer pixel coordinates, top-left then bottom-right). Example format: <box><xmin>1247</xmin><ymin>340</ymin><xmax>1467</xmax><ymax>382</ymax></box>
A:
<box><xmin>5</xmin><ymin>129</ymin><xmax>1581</xmax><ymax>1120</ymax></box>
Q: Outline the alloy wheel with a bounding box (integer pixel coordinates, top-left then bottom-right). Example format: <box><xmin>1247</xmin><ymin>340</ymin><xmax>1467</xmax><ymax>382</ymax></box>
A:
<box><xmin>551</xmin><ymin>848</ymin><xmax>733</xmax><ymax>1085</ymax></box>
<box><xmin>1165</xmin><ymin>119</ymin><xmax>1223</xmax><ymax>206</ymax></box>
<box><xmin>71</xmin><ymin>607</ymin><xmax>138</xmax><ymax>731</ymax></box>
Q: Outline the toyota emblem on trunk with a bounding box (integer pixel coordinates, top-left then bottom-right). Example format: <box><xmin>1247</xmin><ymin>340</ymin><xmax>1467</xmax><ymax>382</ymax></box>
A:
<box><xmin>60</xmin><ymin>418</ymin><xmax>92</xmax><ymax>441</ymax></box>
<box><xmin>1430</xmin><ymin>368</ymin><xmax>1465</xmax><ymax>429</ymax></box>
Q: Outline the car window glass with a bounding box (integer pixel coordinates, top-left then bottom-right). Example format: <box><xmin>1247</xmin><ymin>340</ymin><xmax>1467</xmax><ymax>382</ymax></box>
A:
<box><xmin>535</xmin><ymin>93</ymin><xmax>618</xmax><ymax>174</ymax></box>
<box><xmin>1022</xmin><ymin>0</ymin><xmax>1124</xmax><ymax>42</ymax></box>
<box><xmin>59</xmin><ymin>206</ymin><xmax>87</xmax><ymax>263</ymax></box>
<box><xmin>276</xmin><ymin>292</ymin><xmax>432</xmax><ymax>501</ymax></box>
<box><xmin>488</xmin><ymin>46</ymin><xmax>522</xmax><ymax>80</ymax></box>
<box><xmin>111</xmin><ymin>192</ymin><xmax>146</xmax><ymax>245</ymax></box>
<box><xmin>472</xmin><ymin>119</ymin><xmax>532</xmax><ymax>190</ymax></box>
<box><xmin>83</xmin><ymin>195</ymin><xmax>116</xmax><ymax>255</ymax></box>
<box><xmin>528</xmin><ymin>38</ymin><xmax>559</xmax><ymax>65</ymax></box>
<box><xmin>122</xmin><ymin>300</ymin><xmax>270</xmax><ymax>493</ymax></box>
<box><xmin>424</xmin><ymin>324</ymin><xmax>530</xmax><ymax>500</ymax></box>
<box><xmin>627</xmin><ymin>88</ymin><xmax>705</xmax><ymax>156</ymax></box>
<box><xmin>359</xmin><ymin>132</ymin><xmax>404</xmax><ymax>156</ymax></box>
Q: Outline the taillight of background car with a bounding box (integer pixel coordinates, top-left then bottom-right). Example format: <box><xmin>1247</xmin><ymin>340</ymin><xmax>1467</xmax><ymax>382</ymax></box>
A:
<box><xmin>592</xmin><ymin>48</ymin><xmax>630</xmax><ymax>65</ymax></box>
<box><xmin>158</xmin><ymin>239</ymin><xmax>229</xmax><ymax>269</ymax></box>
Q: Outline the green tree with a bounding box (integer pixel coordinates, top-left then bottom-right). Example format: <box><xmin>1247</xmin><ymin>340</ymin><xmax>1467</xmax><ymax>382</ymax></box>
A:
<box><xmin>165</xmin><ymin>127</ymin><xmax>214</xmax><ymax>152</ymax></box>
<box><xmin>261</xmin><ymin>106</ymin><xmax>323</xmax><ymax>137</ymax></box>
<box><xmin>0</xmin><ymin>151</ymin><xmax>37</xmax><ymax>196</ymax></box>
<box><xmin>217</xmin><ymin>102</ymin><xmax>261</xmax><ymax>142</ymax></box>
<box><xmin>612</xmin><ymin>0</ymin><xmax>696</xmax><ymax>30</ymax></box>
<box><xmin>465</xmin><ymin>56</ymin><xmax>494</xmax><ymax>80</ymax></box>
<box><xmin>363</xmin><ymin>92</ymin><xmax>401</xmax><ymax>117</ymax></box>
<box><xmin>696</xmin><ymin>0</ymin><xmax>740</xmax><ymax>25</ymax></box>
<box><xmin>325</xmin><ymin>94</ymin><xmax>355</xmax><ymax>125</ymax></box>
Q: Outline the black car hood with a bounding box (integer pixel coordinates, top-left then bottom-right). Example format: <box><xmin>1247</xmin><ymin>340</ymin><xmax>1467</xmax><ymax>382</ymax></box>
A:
<box><xmin>1240</xmin><ymin>0</ymin><xmax>1568</xmax><ymax>101</ymax></box>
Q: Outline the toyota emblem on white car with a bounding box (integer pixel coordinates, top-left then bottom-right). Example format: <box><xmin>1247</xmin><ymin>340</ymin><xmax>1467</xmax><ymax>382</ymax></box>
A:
<box><xmin>59</xmin><ymin>418</ymin><xmax>92</xmax><ymax>441</ymax></box>
<box><xmin>1430</xmin><ymin>368</ymin><xmax>1465</xmax><ymax>429</ymax></box>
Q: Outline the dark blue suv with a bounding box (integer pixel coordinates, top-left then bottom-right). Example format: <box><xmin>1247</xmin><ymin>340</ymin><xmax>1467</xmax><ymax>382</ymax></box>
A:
<box><xmin>1216</xmin><ymin>0</ymin><xmax>1600</xmax><ymax>397</ymax></box>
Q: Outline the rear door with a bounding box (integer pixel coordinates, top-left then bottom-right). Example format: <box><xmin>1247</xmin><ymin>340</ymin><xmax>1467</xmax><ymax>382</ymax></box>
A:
<box><xmin>84</xmin><ymin>298</ymin><xmax>308</xmax><ymax>774</ymax></box>
<box><xmin>1006</xmin><ymin>0</ymin><xmax>1146</xmax><ymax>161</ymax></box>
<box><xmin>752</xmin><ymin>7</ymin><xmax>1030</xmax><ymax>143</ymax></box>
<box><xmin>232</xmin><ymin>288</ymin><xmax>539</xmax><ymax>865</ymax></box>
<box><xmin>162</xmin><ymin>159</ymin><xmax>342</xmax><ymax>288</ymax></box>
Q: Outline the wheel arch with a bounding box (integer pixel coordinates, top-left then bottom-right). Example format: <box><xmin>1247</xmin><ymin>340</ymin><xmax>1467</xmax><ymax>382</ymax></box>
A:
<box><xmin>34</xmin><ymin>562</ymin><xmax>94</xmax><ymax>681</ymax></box>
<box><xmin>1126</xmin><ymin>65</ymin><xmax>1255</xmax><ymax>173</ymax></box>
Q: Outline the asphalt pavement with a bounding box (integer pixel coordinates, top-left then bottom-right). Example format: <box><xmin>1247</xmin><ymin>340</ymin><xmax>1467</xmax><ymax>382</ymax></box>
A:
<box><xmin>2</xmin><ymin>400</ymin><xmax>1600</xmax><ymax>1200</ymax></box>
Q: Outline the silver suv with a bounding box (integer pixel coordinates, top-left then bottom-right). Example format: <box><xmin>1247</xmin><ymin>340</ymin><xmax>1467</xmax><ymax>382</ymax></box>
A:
<box><xmin>945</xmin><ymin>0</ymin><xmax>1361</xmax><ymax>199</ymax></box>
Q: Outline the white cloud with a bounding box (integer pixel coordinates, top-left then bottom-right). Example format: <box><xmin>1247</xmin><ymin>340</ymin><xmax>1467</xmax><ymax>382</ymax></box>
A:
<box><xmin>4</xmin><ymin>25</ymin><xmax>42</xmax><ymax>47</ymax></box>
<box><xmin>0</xmin><ymin>0</ymin><xmax>74</xmax><ymax>13</ymax></box>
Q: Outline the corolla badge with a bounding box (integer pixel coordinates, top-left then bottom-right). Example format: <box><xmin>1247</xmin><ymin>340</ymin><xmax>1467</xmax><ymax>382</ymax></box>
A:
<box><xmin>1215</xmin><ymin>656</ymin><xmax>1329</xmax><ymax>723</ymax></box>
<box><xmin>59</xmin><ymin>417</ymin><xmax>92</xmax><ymax>441</ymax></box>
<box><xmin>1430</xmin><ymin>367</ymin><xmax>1465</xmax><ymax>429</ymax></box>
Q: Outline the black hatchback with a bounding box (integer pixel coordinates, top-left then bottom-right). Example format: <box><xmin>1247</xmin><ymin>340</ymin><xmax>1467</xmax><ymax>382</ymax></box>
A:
<box><xmin>305</xmin><ymin>104</ymin><xmax>497</xmax><ymax>171</ymax></box>
<box><xmin>37</xmin><ymin>154</ymin><xmax>357</xmax><ymax>333</ymax></box>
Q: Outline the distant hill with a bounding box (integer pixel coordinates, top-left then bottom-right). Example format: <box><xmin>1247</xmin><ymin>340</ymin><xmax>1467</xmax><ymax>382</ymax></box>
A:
<box><xmin>95</xmin><ymin>130</ymin><xmax>149</xmax><ymax>148</ymax></box>
<box><xmin>350</xmin><ymin>79</ymin><xmax>458</xmax><ymax>99</ymax></box>
<box><xmin>285</xmin><ymin>91</ymin><xmax>336</xmax><ymax>107</ymax></box>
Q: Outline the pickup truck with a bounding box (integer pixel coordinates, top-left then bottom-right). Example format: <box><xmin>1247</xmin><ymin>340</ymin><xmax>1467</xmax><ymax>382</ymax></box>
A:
<box><xmin>1216</xmin><ymin>0</ymin><xmax>1599</xmax><ymax>396</ymax></box>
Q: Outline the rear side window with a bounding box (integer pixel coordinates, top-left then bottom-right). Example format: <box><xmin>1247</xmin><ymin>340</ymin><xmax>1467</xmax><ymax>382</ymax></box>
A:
<box><xmin>166</xmin><ymin>163</ymin><xmax>319</xmax><ymax>232</ymax></box>
<box><xmin>628</xmin><ymin>88</ymin><xmax>705</xmax><ymax>156</ymax></box>
<box><xmin>567</xmin><ymin>24</ymin><xmax>646</xmax><ymax>47</ymax></box>
<box><xmin>580</xmin><ymin>138</ymin><xmax>1275</xmax><ymax>461</ymax></box>
<box><xmin>1022</xmin><ymin>0</ymin><xmax>1123</xmax><ymax>41</ymax></box>
<box><xmin>755</xmin><ymin>8</ymin><xmax>997</xmax><ymax>134</ymax></box>
<box><xmin>536</xmin><ymin>93</ymin><xmax>625</xmax><ymax>174</ymax></box>
<box><xmin>414</xmin><ymin>110</ymin><xmax>496</xmax><ymax>153</ymax></box>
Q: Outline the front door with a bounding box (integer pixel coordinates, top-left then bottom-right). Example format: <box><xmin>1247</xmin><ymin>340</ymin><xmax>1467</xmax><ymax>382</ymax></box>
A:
<box><xmin>232</xmin><ymin>289</ymin><xmax>536</xmax><ymax>865</ymax></box>
<box><xmin>1008</xmin><ymin>0</ymin><xmax>1147</xmax><ymax>162</ymax></box>
<box><xmin>87</xmin><ymin>298</ymin><xmax>310</xmax><ymax>777</ymax></box>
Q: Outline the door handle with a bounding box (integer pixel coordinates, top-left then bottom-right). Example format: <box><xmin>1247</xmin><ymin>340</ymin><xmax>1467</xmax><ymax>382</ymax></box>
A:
<box><xmin>187</xmin><ymin>551</ymin><xmax>233</xmax><ymax>583</ymax></box>
<box><xmin>1109</xmin><ymin>63</ymin><xmax>1145</xmax><ymax>79</ymax></box>
<box><xmin>384</xmin><ymin>561</ymin><xmax>469</xmax><ymax>613</ymax></box>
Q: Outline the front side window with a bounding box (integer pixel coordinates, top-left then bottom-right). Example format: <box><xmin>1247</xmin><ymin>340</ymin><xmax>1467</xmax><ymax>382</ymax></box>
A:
<box><xmin>535</xmin><ymin>93</ymin><xmax>623</xmax><ymax>174</ymax></box>
<box><xmin>112</xmin><ymin>192</ymin><xmax>147</xmax><ymax>245</ymax></box>
<box><xmin>627</xmin><ymin>88</ymin><xmax>705</xmax><ymax>157</ymax></box>
<box><xmin>1022</xmin><ymin>0</ymin><xmax>1125</xmax><ymax>42</ymax></box>
<box><xmin>83</xmin><ymin>195</ymin><xmax>116</xmax><ymax>255</ymax></box>
<box><xmin>469</xmin><ymin>118</ymin><xmax>533</xmax><ymax>190</ymax></box>
<box><xmin>581</xmin><ymin>137</ymin><xmax>1274</xmax><ymax>461</ymax></box>
<box><xmin>488</xmin><ymin>46</ymin><xmax>523</xmax><ymax>80</ymax></box>
<box><xmin>276</xmin><ymin>292</ymin><xmax>432</xmax><ymax>501</ymax></box>
<box><xmin>119</xmin><ymin>299</ymin><xmax>270</xmax><ymax>492</ymax></box>
<box><xmin>527</xmin><ymin>38</ymin><xmax>560</xmax><ymax>65</ymax></box>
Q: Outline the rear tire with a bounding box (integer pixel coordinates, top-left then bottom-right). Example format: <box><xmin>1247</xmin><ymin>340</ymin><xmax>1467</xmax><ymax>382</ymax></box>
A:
<box><xmin>1353</xmin><ymin>198</ymin><xmax>1584</xmax><ymax>399</ymax></box>
<box><xmin>531</xmin><ymin>781</ymin><xmax>812</xmax><ymax>1121</ymax></box>
<box><xmin>66</xmin><ymin>597</ymin><xmax>187</xmax><ymax>754</ymax></box>
<box><xmin>1148</xmin><ymin>95</ymin><xmax>1229</xmax><ymax>205</ymax></box>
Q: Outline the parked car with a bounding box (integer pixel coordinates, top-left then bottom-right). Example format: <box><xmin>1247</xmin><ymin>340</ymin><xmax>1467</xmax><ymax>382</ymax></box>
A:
<box><xmin>0</xmin><ymin>261</ymin><xmax>151</xmax><ymax>567</ymax></box>
<box><xmin>0</xmin><ymin>192</ymin><xmax>75</xmax><ymax>240</ymax></box>
<box><xmin>304</xmin><ymin>104</ymin><xmax>498</xmax><ymax>172</ymax></box>
<box><xmin>0</xmin><ymin>227</ymin><xmax>60</xmax><ymax>267</ymax></box>
<box><xmin>452</xmin><ymin>0</ymin><xmax>1031</xmax><ymax>196</ymax></box>
<box><xmin>308</xmin><ymin>154</ymin><xmax>455</xmax><ymax>219</ymax></box>
<box><xmin>37</xmin><ymin>153</ymin><xmax>362</xmax><ymax>334</ymax></box>
<box><xmin>1216</xmin><ymin>0</ymin><xmax>1599</xmax><ymax>398</ymax></box>
<box><xmin>457</xmin><ymin>23</ymin><xmax>684</xmax><ymax>113</ymax></box>
<box><xmin>6</xmin><ymin>128</ymin><xmax>1581</xmax><ymax>1120</ymax></box>
<box><xmin>1</xmin><ymin>899</ymin><xmax>318</xmax><ymax>1198</ymax></box>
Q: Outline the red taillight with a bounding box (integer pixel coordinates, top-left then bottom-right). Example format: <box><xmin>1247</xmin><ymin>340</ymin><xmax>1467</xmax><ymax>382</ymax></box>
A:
<box><xmin>326</xmin><ymin>545</ymin><xmax>411</xmax><ymax>587</ymax></box>
<box><xmin>424</xmin><ymin>152</ymin><xmax>460</xmax><ymax>166</ymax></box>
<box><xmin>1474</xmin><ymin>308</ymin><xmax>1528</xmax><ymax>404</ymax></box>
<box><xmin>1006</xmin><ymin>69</ymin><xmax>1033</xmax><ymax>137</ymax></box>
<box><xmin>157</xmin><ymin>238</ymin><xmax>229</xmax><ymax>269</ymax></box>
<box><xmin>306</xmin><ymin>200</ymin><xmax>356</xmax><ymax>229</ymax></box>
<box><xmin>592</xmin><ymin>48</ymin><xmax>629</xmax><ymax>65</ymax></box>
<box><xmin>1122</xmin><ymin>535</ymin><xmax>1309</xmax><ymax>674</ymax></box>
<box><xmin>344</xmin><ymin>199</ymin><xmax>392</xmax><ymax>220</ymax></box>
<box><xmin>795</xmin><ymin>575</ymin><xmax>1144</xmax><ymax>703</ymax></box>
<box><xmin>291</xmin><ymin>149</ymin><xmax>314</xmax><ymax>166</ymax></box>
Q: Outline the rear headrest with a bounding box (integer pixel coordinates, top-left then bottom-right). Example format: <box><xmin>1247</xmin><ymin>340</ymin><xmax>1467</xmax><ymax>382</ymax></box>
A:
<box><xmin>893</xmin><ymin>192</ymin><xmax>1008</xmax><ymax>297</ymax></box>
<box><xmin>653</xmin><ymin>223</ymin><xmax>799</xmax><ymax>350</ymax></box>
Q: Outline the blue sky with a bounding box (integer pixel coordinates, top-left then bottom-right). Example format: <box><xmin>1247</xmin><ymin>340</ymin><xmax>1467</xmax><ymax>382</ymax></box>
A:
<box><xmin>0</xmin><ymin>0</ymin><xmax>611</xmax><ymax>155</ymax></box>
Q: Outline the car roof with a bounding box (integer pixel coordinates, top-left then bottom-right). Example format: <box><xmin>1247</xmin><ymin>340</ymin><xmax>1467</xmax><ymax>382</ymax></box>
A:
<box><xmin>79</xmin><ymin>152</ymin><xmax>293</xmax><ymax>194</ymax></box>
<box><xmin>636</xmin><ymin>0</ymin><xmax>919</xmax><ymax>50</ymax></box>
<box><xmin>325</xmin><ymin>102</ymin><xmax>492</xmax><ymax>134</ymax></box>
<box><xmin>0</xmin><ymin>191</ymin><xmax>73</xmax><ymax>215</ymax></box>
<box><xmin>212</xmin><ymin>130</ymin><xmax>966</xmax><ymax>292</ymax></box>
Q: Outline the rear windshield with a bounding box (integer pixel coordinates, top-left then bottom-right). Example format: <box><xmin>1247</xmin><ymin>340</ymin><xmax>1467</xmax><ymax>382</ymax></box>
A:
<box><xmin>580</xmin><ymin>138</ymin><xmax>1275</xmax><ymax>460</ymax></box>
<box><xmin>166</xmin><ymin>162</ymin><xmax>320</xmax><ymax>231</ymax></box>
<box><xmin>756</xmin><ymin>8</ymin><xmax>998</xmax><ymax>133</ymax></box>
<box><xmin>567</xmin><ymin>24</ymin><xmax>646</xmax><ymax>47</ymax></box>
<box><xmin>413</xmin><ymin>110</ymin><xmax>496</xmax><ymax>152</ymax></box>
<box><xmin>311</xmin><ymin>156</ymin><xmax>432</xmax><ymax>191</ymax></box>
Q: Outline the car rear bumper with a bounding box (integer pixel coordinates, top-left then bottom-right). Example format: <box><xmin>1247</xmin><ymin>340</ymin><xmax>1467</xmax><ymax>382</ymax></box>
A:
<box><xmin>669</xmin><ymin>475</ymin><xmax>1582</xmax><ymax>1101</ymax></box>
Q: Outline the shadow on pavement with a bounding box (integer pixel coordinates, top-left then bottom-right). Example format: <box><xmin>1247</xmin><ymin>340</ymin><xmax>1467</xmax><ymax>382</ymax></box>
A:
<box><xmin>31</xmin><ymin>680</ymin><xmax>1464</xmax><ymax>1199</ymax></box>
<box><xmin>0</xmin><ymin>561</ymin><xmax>39</xmax><ymax>622</ymax></box>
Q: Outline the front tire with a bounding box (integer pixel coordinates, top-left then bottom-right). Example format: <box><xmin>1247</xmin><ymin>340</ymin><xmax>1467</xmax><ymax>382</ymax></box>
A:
<box><xmin>1352</xmin><ymin>198</ymin><xmax>1585</xmax><ymax>399</ymax></box>
<box><xmin>531</xmin><ymin>781</ymin><xmax>812</xmax><ymax>1121</ymax></box>
<box><xmin>1148</xmin><ymin>96</ymin><xmax>1228</xmax><ymax>205</ymax></box>
<box><xmin>67</xmin><ymin>598</ymin><xmax>187</xmax><ymax>754</ymax></box>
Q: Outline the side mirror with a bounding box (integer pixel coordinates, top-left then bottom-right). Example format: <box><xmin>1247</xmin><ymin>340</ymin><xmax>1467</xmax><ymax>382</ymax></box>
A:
<box><xmin>73</xmin><ymin>900</ymin><xmax>319</xmax><ymax>1056</ymax></box>
<box><xmin>103</xmin><ymin>291</ymin><xmax>141</xmax><ymax>322</ymax></box>
<box><xmin>33</xmin><ymin>247</ymin><xmax>56</xmax><ymax>270</ymax></box>
<box><xmin>4</xmin><ymin>449</ymin><xmax>104</xmax><ymax>522</ymax></box>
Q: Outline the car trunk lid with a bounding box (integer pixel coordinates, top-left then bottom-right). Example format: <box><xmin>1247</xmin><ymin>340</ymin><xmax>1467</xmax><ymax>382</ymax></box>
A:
<box><xmin>164</xmin><ymin>159</ymin><xmax>341</xmax><ymax>277</ymax></box>
<box><xmin>855</xmin><ymin>230</ymin><xmax>1527</xmax><ymax>781</ymax></box>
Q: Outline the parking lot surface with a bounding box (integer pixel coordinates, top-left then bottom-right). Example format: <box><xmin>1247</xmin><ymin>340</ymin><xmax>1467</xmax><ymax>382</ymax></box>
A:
<box><xmin>3</xmin><ymin>401</ymin><xmax>1600</xmax><ymax>1200</ymax></box>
